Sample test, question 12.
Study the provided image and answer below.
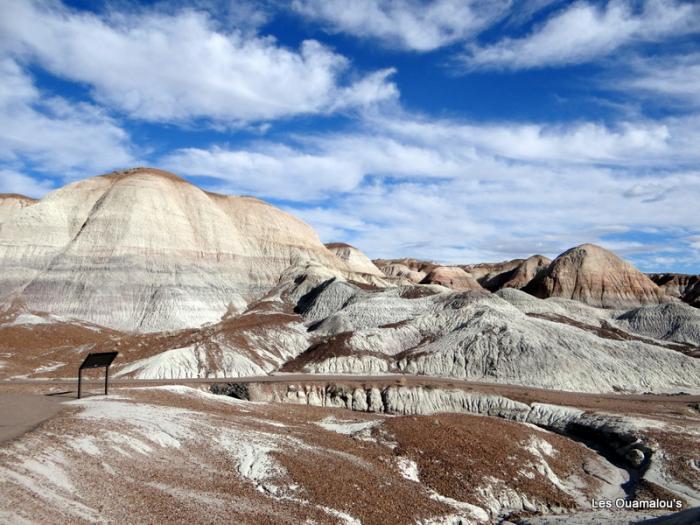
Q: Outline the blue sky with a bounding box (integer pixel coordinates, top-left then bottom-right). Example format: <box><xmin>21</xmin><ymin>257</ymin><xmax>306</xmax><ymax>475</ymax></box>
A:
<box><xmin>1</xmin><ymin>0</ymin><xmax>699</xmax><ymax>272</ymax></box>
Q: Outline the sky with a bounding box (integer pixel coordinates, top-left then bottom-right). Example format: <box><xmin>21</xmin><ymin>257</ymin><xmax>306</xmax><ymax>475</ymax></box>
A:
<box><xmin>0</xmin><ymin>0</ymin><xmax>699</xmax><ymax>272</ymax></box>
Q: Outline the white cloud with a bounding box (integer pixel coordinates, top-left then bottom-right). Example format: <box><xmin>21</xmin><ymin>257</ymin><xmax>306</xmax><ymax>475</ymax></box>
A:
<box><xmin>464</xmin><ymin>0</ymin><xmax>700</xmax><ymax>70</ymax></box>
<box><xmin>292</xmin><ymin>0</ymin><xmax>510</xmax><ymax>51</ymax></box>
<box><xmin>0</xmin><ymin>58</ymin><xmax>135</xmax><ymax>174</ymax></box>
<box><xmin>375</xmin><ymin>114</ymin><xmax>682</xmax><ymax>165</ymax></box>
<box><xmin>161</xmin><ymin>109</ymin><xmax>700</xmax><ymax>266</ymax></box>
<box><xmin>0</xmin><ymin>0</ymin><xmax>397</xmax><ymax>124</ymax></box>
<box><xmin>621</xmin><ymin>52</ymin><xmax>700</xmax><ymax>107</ymax></box>
<box><xmin>288</xmin><ymin>162</ymin><xmax>700</xmax><ymax>266</ymax></box>
<box><xmin>166</xmin><ymin>112</ymin><xmax>696</xmax><ymax>205</ymax></box>
<box><xmin>0</xmin><ymin>169</ymin><xmax>54</xmax><ymax>198</ymax></box>
<box><xmin>502</xmin><ymin>0</ymin><xmax>566</xmax><ymax>28</ymax></box>
<box><xmin>163</xmin><ymin>144</ymin><xmax>365</xmax><ymax>200</ymax></box>
<box><xmin>1</xmin><ymin>1</ymin><xmax>696</xmax><ymax>271</ymax></box>
<box><xmin>331</xmin><ymin>68</ymin><xmax>399</xmax><ymax>110</ymax></box>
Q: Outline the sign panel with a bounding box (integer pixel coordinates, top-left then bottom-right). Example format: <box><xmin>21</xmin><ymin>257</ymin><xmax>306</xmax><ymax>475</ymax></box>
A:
<box><xmin>80</xmin><ymin>351</ymin><xmax>118</xmax><ymax>370</ymax></box>
<box><xmin>78</xmin><ymin>351</ymin><xmax>118</xmax><ymax>398</ymax></box>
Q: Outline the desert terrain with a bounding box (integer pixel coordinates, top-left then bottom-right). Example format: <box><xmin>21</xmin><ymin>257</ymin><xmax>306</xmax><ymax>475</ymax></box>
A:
<box><xmin>1</xmin><ymin>169</ymin><xmax>699</xmax><ymax>524</ymax></box>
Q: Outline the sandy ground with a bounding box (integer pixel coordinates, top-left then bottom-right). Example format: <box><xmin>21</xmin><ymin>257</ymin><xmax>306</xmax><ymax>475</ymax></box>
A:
<box><xmin>0</xmin><ymin>379</ymin><xmax>698</xmax><ymax>524</ymax></box>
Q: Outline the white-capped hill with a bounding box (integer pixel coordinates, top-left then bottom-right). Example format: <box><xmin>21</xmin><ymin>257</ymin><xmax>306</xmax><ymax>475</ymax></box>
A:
<box><xmin>324</xmin><ymin>242</ymin><xmax>385</xmax><ymax>281</ymax></box>
<box><xmin>0</xmin><ymin>168</ymin><xmax>384</xmax><ymax>332</ymax></box>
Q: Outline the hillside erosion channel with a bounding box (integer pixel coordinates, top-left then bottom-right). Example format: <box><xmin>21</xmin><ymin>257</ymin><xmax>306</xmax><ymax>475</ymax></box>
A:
<box><xmin>211</xmin><ymin>380</ymin><xmax>700</xmax><ymax>506</ymax></box>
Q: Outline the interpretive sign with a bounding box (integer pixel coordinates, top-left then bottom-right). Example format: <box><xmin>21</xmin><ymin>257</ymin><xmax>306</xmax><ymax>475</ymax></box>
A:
<box><xmin>77</xmin><ymin>352</ymin><xmax>118</xmax><ymax>399</ymax></box>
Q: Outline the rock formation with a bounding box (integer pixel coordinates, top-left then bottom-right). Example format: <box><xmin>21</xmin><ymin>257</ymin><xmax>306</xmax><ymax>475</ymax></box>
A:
<box><xmin>2</xmin><ymin>173</ymin><xmax>699</xmax><ymax>525</ymax></box>
<box><xmin>616</xmin><ymin>302</ymin><xmax>700</xmax><ymax>346</ymax></box>
<box><xmin>419</xmin><ymin>266</ymin><xmax>484</xmax><ymax>292</ymax></box>
<box><xmin>3</xmin><ymin>249</ymin><xmax>699</xmax><ymax>392</ymax></box>
<box><xmin>687</xmin><ymin>283</ymin><xmax>700</xmax><ymax>308</ymax></box>
<box><xmin>278</xmin><ymin>271</ymin><xmax>700</xmax><ymax>393</ymax></box>
<box><xmin>374</xmin><ymin>258</ymin><xmax>437</xmax><ymax>283</ymax></box>
<box><xmin>376</xmin><ymin>255</ymin><xmax>550</xmax><ymax>292</ymax></box>
<box><xmin>463</xmin><ymin>258</ymin><xmax>521</xmax><ymax>282</ymax></box>
<box><xmin>649</xmin><ymin>273</ymin><xmax>700</xmax><ymax>308</ymax></box>
<box><xmin>1</xmin><ymin>170</ymin><xmax>698</xmax><ymax>395</ymax></box>
<box><xmin>466</xmin><ymin>255</ymin><xmax>551</xmax><ymax>291</ymax></box>
<box><xmin>378</xmin><ymin>262</ymin><xmax>427</xmax><ymax>283</ymax></box>
<box><xmin>524</xmin><ymin>244</ymin><xmax>669</xmax><ymax>308</ymax></box>
<box><xmin>0</xmin><ymin>168</ymin><xmax>384</xmax><ymax>332</ymax></box>
<box><xmin>324</xmin><ymin>242</ymin><xmax>385</xmax><ymax>282</ymax></box>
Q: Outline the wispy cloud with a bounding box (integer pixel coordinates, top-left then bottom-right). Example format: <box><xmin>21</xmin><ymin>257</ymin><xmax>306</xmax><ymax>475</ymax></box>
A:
<box><xmin>292</xmin><ymin>0</ymin><xmax>510</xmax><ymax>51</ymax></box>
<box><xmin>0</xmin><ymin>0</ymin><xmax>397</xmax><ymax>124</ymax></box>
<box><xmin>374</xmin><ymin>113</ymin><xmax>688</xmax><ymax>166</ymax></box>
<box><xmin>1</xmin><ymin>0</ymin><xmax>698</xmax><ymax>272</ymax></box>
<box><xmin>163</xmin><ymin>144</ymin><xmax>365</xmax><ymax>201</ymax></box>
<box><xmin>463</xmin><ymin>0</ymin><xmax>700</xmax><ymax>70</ymax></box>
<box><xmin>619</xmin><ymin>52</ymin><xmax>700</xmax><ymax>107</ymax></box>
<box><xmin>161</xmin><ymin>109</ymin><xmax>700</xmax><ymax>266</ymax></box>
<box><xmin>0</xmin><ymin>169</ymin><xmax>55</xmax><ymax>198</ymax></box>
<box><xmin>0</xmin><ymin>58</ymin><xmax>135</xmax><ymax>175</ymax></box>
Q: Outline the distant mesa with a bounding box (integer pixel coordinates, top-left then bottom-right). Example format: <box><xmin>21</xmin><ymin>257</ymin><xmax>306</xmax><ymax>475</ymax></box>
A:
<box><xmin>523</xmin><ymin>243</ymin><xmax>668</xmax><ymax>309</ymax></box>
<box><xmin>375</xmin><ymin>256</ymin><xmax>550</xmax><ymax>293</ymax></box>
<box><xmin>377</xmin><ymin>262</ymin><xmax>426</xmax><ymax>284</ymax></box>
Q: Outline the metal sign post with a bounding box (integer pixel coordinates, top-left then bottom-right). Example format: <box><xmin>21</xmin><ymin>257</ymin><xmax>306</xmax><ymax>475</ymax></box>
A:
<box><xmin>77</xmin><ymin>352</ymin><xmax>118</xmax><ymax>399</ymax></box>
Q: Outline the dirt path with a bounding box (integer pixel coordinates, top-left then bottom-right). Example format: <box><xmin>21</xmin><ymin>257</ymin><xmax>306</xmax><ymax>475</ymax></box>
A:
<box><xmin>0</xmin><ymin>394</ymin><xmax>64</xmax><ymax>445</ymax></box>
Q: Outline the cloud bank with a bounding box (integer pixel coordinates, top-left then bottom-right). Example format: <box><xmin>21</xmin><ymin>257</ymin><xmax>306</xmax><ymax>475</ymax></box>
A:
<box><xmin>0</xmin><ymin>0</ymin><xmax>698</xmax><ymax>271</ymax></box>
<box><xmin>0</xmin><ymin>0</ymin><xmax>397</xmax><ymax>124</ymax></box>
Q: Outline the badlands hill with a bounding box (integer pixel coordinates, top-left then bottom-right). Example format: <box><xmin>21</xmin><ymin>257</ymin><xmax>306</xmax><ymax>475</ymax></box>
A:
<box><xmin>0</xmin><ymin>168</ymin><xmax>384</xmax><ymax>332</ymax></box>
<box><xmin>465</xmin><ymin>255</ymin><xmax>551</xmax><ymax>292</ymax></box>
<box><xmin>375</xmin><ymin>247</ymin><xmax>669</xmax><ymax>311</ymax></box>
<box><xmin>1</xmin><ymin>172</ymin><xmax>698</xmax><ymax>525</ymax></box>
<box><xmin>374</xmin><ymin>258</ymin><xmax>437</xmax><ymax>284</ymax></box>
<box><xmin>376</xmin><ymin>256</ymin><xmax>552</xmax><ymax>293</ymax></box>
<box><xmin>276</xmin><ymin>264</ymin><xmax>699</xmax><ymax>393</ymax></box>
<box><xmin>325</xmin><ymin>242</ymin><xmax>384</xmax><ymax>278</ymax></box>
<box><xmin>419</xmin><ymin>266</ymin><xmax>484</xmax><ymax>292</ymax></box>
<box><xmin>650</xmin><ymin>273</ymin><xmax>700</xmax><ymax>308</ymax></box>
<box><xmin>3</xmin><ymin>258</ymin><xmax>699</xmax><ymax>394</ymax></box>
<box><xmin>0</xmin><ymin>169</ymin><xmax>698</xmax><ymax>395</ymax></box>
<box><xmin>524</xmin><ymin>244</ymin><xmax>668</xmax><ymax>308</ymax></box>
